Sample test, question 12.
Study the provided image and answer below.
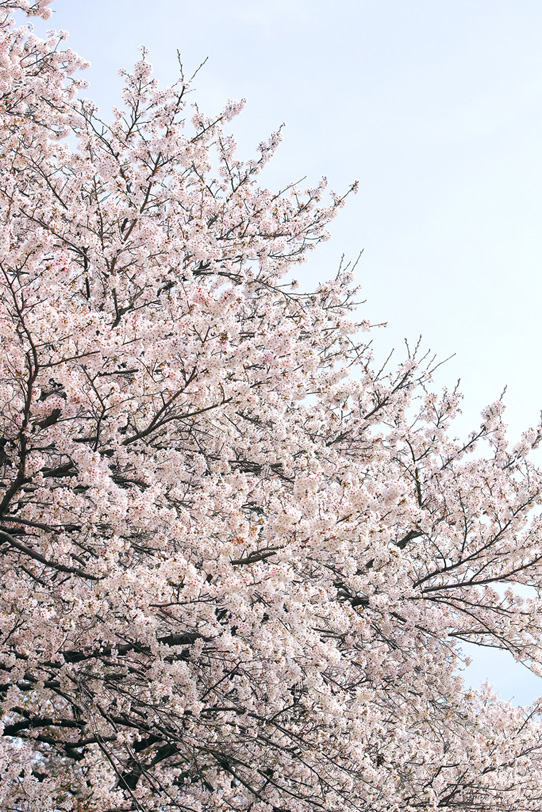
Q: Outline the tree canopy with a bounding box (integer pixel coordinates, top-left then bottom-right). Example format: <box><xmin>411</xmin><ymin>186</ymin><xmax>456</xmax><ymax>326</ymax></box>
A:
<box><xmin>1</xmin><ymin>2</ymin><xmax>542</xmax><ymax>810</ymax></box>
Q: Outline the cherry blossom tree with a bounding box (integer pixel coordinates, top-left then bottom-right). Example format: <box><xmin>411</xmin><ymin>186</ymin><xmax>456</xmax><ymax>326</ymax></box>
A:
<box><xmin>2</xmin><ymin>2</ymin><xmax>542</xmax><ymax>810</ymax></box>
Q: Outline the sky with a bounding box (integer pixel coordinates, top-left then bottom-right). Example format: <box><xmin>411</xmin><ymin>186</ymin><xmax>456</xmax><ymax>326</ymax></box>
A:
<box><xmin>28</xmin><ymin>0</ymin><xmax>542</xmax><ymax>704</ymax></box>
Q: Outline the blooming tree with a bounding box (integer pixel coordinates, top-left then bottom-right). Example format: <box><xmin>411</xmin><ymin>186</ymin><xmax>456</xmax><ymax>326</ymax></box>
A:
<box><xmin>2</xmin><ymin>2</ymin><xmax>542</xmax><ymax>810</ymax></box>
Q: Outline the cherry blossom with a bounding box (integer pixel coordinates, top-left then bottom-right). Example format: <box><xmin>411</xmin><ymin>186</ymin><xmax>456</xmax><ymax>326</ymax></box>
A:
<box><xmin>1</xmin><ymin>3</ymin><xmax>542</xmax><ymax>810</ymax></box>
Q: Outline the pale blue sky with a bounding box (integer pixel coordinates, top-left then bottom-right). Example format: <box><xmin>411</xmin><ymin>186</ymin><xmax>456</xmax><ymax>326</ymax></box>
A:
<box><xmin>30</xmin><ymin>1</ymin><xmax>542</xmax><ymax>703</ymax></box>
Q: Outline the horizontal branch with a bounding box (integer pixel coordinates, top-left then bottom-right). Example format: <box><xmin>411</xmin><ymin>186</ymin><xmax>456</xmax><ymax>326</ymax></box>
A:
<box><xmin>231</xmin><ymin>547</ymin><xmax>280</xmax><ymax>566</ymax></box>
<box><xmin>62</xmin><ymin>631</ymin><xmax>209</xmax><ymax>663</ymax></box>
<box><xmin>0</xmin><ymin>529</ymin><xmax>99</xmax><ymax>581</ymax></box>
